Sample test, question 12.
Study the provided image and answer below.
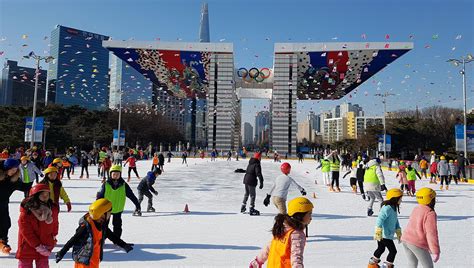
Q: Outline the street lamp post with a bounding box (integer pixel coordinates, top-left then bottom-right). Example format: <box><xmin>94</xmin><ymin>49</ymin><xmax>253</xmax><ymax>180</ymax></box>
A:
<box><xmin>447</xmin><ymin>54</ymin><xmax>473</xmax><ymax>159</ymax></box>
<box><xmin>375</xmin><ymin>92</ymin><xmax>395</xmax><ymax>159</ymax></box>
<box><xmin>116</xmin><ymin>89</ymin><xmax>122</xmax><ymax>151</ymax></box>
<box><xmin>23</xmin><ymin>52</ymin><xmax>54</xmax><ymax>149</ymax></box>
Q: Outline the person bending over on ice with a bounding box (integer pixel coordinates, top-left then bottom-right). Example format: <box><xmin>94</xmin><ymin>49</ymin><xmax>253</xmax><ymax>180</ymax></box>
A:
<box><xmin>368</xmin><ymin>188</ymin><xmax>403</xmax><ymax>268</ymax></box>
<box><xmin>249</xmin><ymin>197</ymin><xmax>314</xmax><ymax>268</ymax></box>
<box><xmin>241</xmin><ymin>152</ymin><xmax>264</xmax><ymax>216</ymax></box>
<box><xmin>364</xmin><ymin>158</ymin><xmax>387</xmax><ymax>217</ymax></box>
<box><xmin>263</xmin><ymin>163</ymin><xmax>306</xmax><ymax>214</ymax></box>
<box><xmin>0</xmin><ymin>159</ymin><xmax>28</xmax><ymax>255</ymax></box>
<box><xmin>55</xmin><ymin>199</ymin><xmax>134</xmax><ymax>267</ymax></box>
<box><xmin>16</xmin><ymin>184</ymin><xmax>55</xmax><ymax>268</ymax></box>
<box><xmin>135</xmin><ymin>168</ymin><xmax>162</xmax><ymax>216</ymax></box>
<box><xmin>96</xmin><ymin>165</ymin><xmax>140</xmax><ymax>239</ymax></box>
<box><xmin>402</xmin><ymin>188</ymin><xmax>440</xmax><ymax>268</ymax></box>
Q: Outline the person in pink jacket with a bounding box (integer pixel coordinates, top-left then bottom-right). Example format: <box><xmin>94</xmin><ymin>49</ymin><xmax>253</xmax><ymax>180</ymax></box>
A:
<box><xmin>396</xmin><ymin>162</ymin><xmax>408</xmax><ymax>195</ymax></box>
<box><xmin>401</xmin><ymin>187</ymin><xmax>440</xmax><ymax>268</ymax></box>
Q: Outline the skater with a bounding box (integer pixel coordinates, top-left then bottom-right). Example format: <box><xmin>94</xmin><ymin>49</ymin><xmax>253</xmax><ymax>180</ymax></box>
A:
<box><xmin>96</xmin><ymin>165</ymin><xmax>141</xmax><ymax>238</ymax></box>
<box><xmin>396</xmin><ymin>161</ymin><xmax>409</xmax><ymax>196</ymax></box>
<box><xmin>210</xmin><ymin>150</ymin><xmax>216</xmax><ymax>161</ymax></box>
<box><xmin>124</xmin><ymin>155</ymin><xmax>140</xmax><ymax>182</ymax></box>
<box><xmin>402</xmin><ymin>188</ymin><xmax>440</xmax><ymax>268</ymax></box>
<box><xmin>19</xmin><ymin>156</ymin><xmax>43</xmax><ymax>197</ymax></box>
<box><xmin>317</xmin><ymin>158</ymin><xmax>331</xmax><ymax>186</ymax></box>
<box><xmin>249</xmin><ymin>197</ymin><xmax>313</xmax><ymax>267</ymax></box>
<box><xmin>241</xmin><ymin>152</ymin><xmax>264</xmax><ymax>215</ymax></box>
<box><xmin>273</xmin><ymin>151</ymin><xmax>279</xmax><ymax>162</ymax></box>
<box><xmin>55</xmin><ymin>199</ymin><xmax>134</xmax><ymax>267</ymax></box>
<box><xmin>297</xmin><ymin>152</ymin><xmax>304</xmax><ymax>163</ymax></box>
<box><xmin>448</xmin><ymin>160</ymin><xmax>459</xmax><ymax>185</ymax></box>
<box><xmin>158</xmin><ymin>152</ymin><xmax>165</xmax><ymax>172</ymax></box>
<box><xmin>30</xmin><ymin>152</ymin><xmax>43</xmax><ymax>181</ymax></box>
<box><xmin>343</xmin><ymin>161</ymin><xmax>358</xmax><ymax>193</ymax></box>
<box><xmin>429</xmin><ymin>159</ymin><xmax>438</xmax><ymax>184</ymax></box>
<box><xmin>0</xmin><ymin>158</ymin><xmax>27</xmax><ymax>255</ymax></box>
<box><xmin>39</xmin><ymin>167</ymin><xmax>72</xmax><ymax>237</ymax></box>
<box><xmin>166</xmin><ymin>150</ymin><xmax>173</xmax><ymax>163</ymax></box>
<box><xmin>405</xmin><ymin>162</ymin><xmax>421</xmax><ymax>196</ymax></box>
<box><xmin>419</xmin><ymin>157</ymin><xmax>428</xmax><ymax>179</ymax></box>
<box><xmin>326</xmin><ymin>150</ymin><xmax>343</xmax><ymax>192</ymax></box>
<box><xmin>364</xmin><ymin>158</ymin><xmax>387</xmax><ymax>216</ymax></box>
<box><xmin>61</xmin><ymin>157</ymin><xmax>71</xmax><ymax>180</ymax></box>
<box><xmin>79</xmin><ymin>151</ymin><xmax>89</xmax><ymax>179</ymax></box>
<box><xmin>437</xmin><ymin>156</ymin><xmax>449</xmax><ymax>190</ymax></box>
<box><xmin>456</xmin><ymin>152</ymin><xmax>469</xmax><ymax>182</ymax></box>
<box><xmin>263</xmin><ymin>163</ymin><xmax>306</xmax><ymax>214</ymax></box>
<box><xmin>97</xmin><ymin>147</ymin><xmax>108</xmax><ymax>176</ymax></box>
<box><xmin>368</xmin><ymin>188</ymin><xmax>403</xmax><ymax>268</ymax></box>
<box><xmin>182</xmin><ymin>151</ymin><xmax>188</xmax><ymax>166</ymax></box>
<box><xmin>49</xmin><ymin>158</ymin><xmax>63</xmax><ymax>180</ymax></box>
<box><xmin>151</xmin><ymin>153</ymin><xmax>159</xmax><ymax>171</ymax></box>
<box><xmin>227</xmin><ymin>150</ymin><xmax>232</xmax><ymax>161</ymax></box>
<box><xmin>16</xmin><ymin>184</ymin><xmax>55</xmax><ymax>268</ymax></box>
<box><xmin>357</xmin><ymin>156</ymin><xmax>368</xmax><ymax>200</ymax></box>
<box><xmin>135</xmin><ymin>168</ymin><xmax>161</xmax><ymax>215</ymax></box>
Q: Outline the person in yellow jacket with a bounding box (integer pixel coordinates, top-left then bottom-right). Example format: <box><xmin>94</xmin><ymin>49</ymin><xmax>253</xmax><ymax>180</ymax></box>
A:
<box><xmin>249</xmin><ymin>197</ymin><xmax>314</xmax><ymax>268</ymax></box>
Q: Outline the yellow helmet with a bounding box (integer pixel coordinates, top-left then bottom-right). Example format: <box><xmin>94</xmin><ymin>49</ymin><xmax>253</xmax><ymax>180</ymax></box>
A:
<box><xmin>386</xmin><ymin>188</ymin><xmax>403</xmax><ymax>200</ymax></box>
<box><xmin>288</xmin><ymin>197</ymin><xmax>314</xmax><ymax>217</ymax></box>
<box><xmin>89</xmin><ymin>198</ymin><xmax>112</xmax><ymax>220</ymax></box>
<box><xmin>449</xmin><ymin>160</ymin><xmax>454</xmax><ymax>163</ymax></box>
<box><xmin>431</xmin><ymin>151</ymin><xmax>435</xmax><ymax>154</ymax></box>
<box><xmin>52</xmin><ymin>158</ymin><xmax>62</xmax><ymax>164</ymax></box>
<box><xmin>440</xmin><ymin>156</ymin><xmax>445</xmax><ymax>160</ymax></box>
<box><xmin>43</xmin><ymin>167</ymin><xmax>58</xmax><ymax>175</ymax></box>
<box><xmin>416</xmin><ymin>188</ymin><xmax>436</xmax><ymax>205</ymax></box>
<box><xmin>110</xmin><ymin>165</ymin><xmax>122</xmax><ymax>173</ymax></box>
<box><xmin>20</xmin><ymin>156</ymin><xmax>30</xmax><ymax>161</ymax></box>
<box><xmin>352</xmin><ymin>161</ymin><xmax>357</xmax><ymax>168</ymax></box>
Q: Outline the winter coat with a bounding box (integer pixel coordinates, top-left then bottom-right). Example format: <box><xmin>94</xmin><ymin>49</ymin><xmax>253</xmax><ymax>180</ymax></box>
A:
<box><xmin>137</xmin><ymin>172</ymin><xmax>157</xmax><ymax>193</ymax></box>
<box><xmin>397</xmin><ymin>170</ymin><xmax>408</xmax><ymax>185</ymax></box>
<box><xmin>57</xmin><ymin>214</ymin><xmax>128</xmax><ymax>266</ymax></box>
<box><xmin>419</xmin><ymin>159</ymin><xmax>428</xmax><ymax>169</ymax></box>
<box><xmin>42</xmin><ymin>156</ymin><xmax>53</xmax><ymax>168</ymax></box>
<box><xmin>30</xmin><ymin>156</ymin><xmax>43</xmax><ymax>170</ymax></box>
<box><xmin>40</xmin><ymin>178</ymin><xmax>70</xmax><ymax>205</ymax></box>
<box><xmin>243</xmin><ymin>158</ymin><xmax>263</xmax><ymax>187</ymax></box>
<box><xmin>448</xmin><ymin>163</ymin><xmax>458</xmax><ymax>176</ymax></box>
<box><xmin>437</xmin><ymin>160</ymin><xmax>449</xmax><ymax>176</ymax></box>
<box><xmin>429</xmin><ymin>162</ymin><xmax>438</xmax><ymax>174</ymax></box>
<box><xmin>0</xmin><ymin>162</ymin><xmax>25</xmax><ymax>205</ymax></box>
<box><xmin>124</xmin><ymin>157</ymin><xmax>136</xmax><ymax>167</ymax></box>
<box><xmin>375</xmin><ymin>205</ymin><xmax>401</xmax><ymax>240</ymax></box>
<box><xmin>356</xmin><ymin>161</ymin><xmax>366</xmax><ymax>182</ymax></box>
<box><xmin>363</xmin><ymin>160</ymin><xmax>385</xmax><ymax>192</ymax></box>
<box><xmin>101</xmin><ymin>158</ymin><xmax>112</xmax><ymax>170</ymax></box>
<box><xmin>97</xmin><ymin>177</ymin><xmax>140</xmax><ymax>212</ymax></box>
<box><xmin>19</xmin><ymin>162</ymin><xmax>42</xmax><ymax>183</ymax></box>
<box><xmin>16</xmin><ymin>204</ymin><xmax>55</xmax><ymax>260</ymax></box>
<box><xmin>402</xmin><ymin>205</ymin><xmax>440</xmax><ymax>254</ymax></box>
<box><xmin>158</xmin><ymin>154</ymin><xmax>165</xmax><ymax>165</ymax></box>
<box><xmin>80</xmin><ymin>154</ymin><xmax>89</xmax><ymax>166</ymax></box>
<box><xmin>456</xmin><ymin>155</ymin><xmax>468</xmax><ymax>168</ymax></box>
<box><xmin>268</xmin><ymin>175</ymin><xmax>304</xmax><ymax>199</ymax></box>
<box><xmin>256</xmin><ymin>223</ymin><xmax>305</xmax><ymax>267</ymax></box>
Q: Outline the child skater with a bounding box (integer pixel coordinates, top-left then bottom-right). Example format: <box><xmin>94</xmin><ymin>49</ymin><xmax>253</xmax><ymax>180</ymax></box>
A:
<box><xmin>396</xmin><ymin>162</ymin><xmax>408</xmax><ymax>195</ymax></box>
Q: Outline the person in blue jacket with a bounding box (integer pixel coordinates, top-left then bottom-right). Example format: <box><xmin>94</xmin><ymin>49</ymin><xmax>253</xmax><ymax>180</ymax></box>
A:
<box><xmin>368</xmin><ymin>188</ymin><xmax>403</xmax><ymax>268</ymax></box>
<box><xmin>96</xmin><ymin>165</ymin><xmax>140</xmax><ymax>239</ymax></box>
<box><xmin>135</xmin><ymin>168</ymin><xmax>162</xmax><ymax>216</ymax></box>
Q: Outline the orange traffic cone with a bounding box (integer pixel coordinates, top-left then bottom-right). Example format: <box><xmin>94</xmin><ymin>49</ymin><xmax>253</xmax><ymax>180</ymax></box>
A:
<box><xmin>183</xmin><ymin>204</ymin><xmax>190</xmax><ymax>213</ymax></box>
<box><xmin>312</xmin><ymin>192</ymin><xmax>317</xmax><ymax>199</ymax></box>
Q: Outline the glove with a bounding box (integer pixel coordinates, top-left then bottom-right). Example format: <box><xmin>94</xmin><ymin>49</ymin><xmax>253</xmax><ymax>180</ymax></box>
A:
<box><xmin>35</xmin><ymin>244</ymin><xmax>51</xmax><ymax>257</ymax></box>
<box><xmin>431</xmin><ymin>253</ymin><xmax>440</xmax><ymax>263</ymax></box>
<box><xmin>66</xmin><ymin>202</ymin><xmax>72</xmax><ymax>212</ymax></box>
<box><xmin>259</xmin><ymin>182</ymin><xmax>263</xmax><ymax>189</ymax></box>
<box><xmin>395</xmin><ymin>228</ymin><xmax>402</xmax><ymax>243</ymax></box>
<box><xmin>380</xmin><ymin>184</ymin><xmax>387</xmax><ymax>191</ymax></box>
<box><xmin>301</xmin><ymin>189</ymin><xmax>307</xmax><ymax>196</ymax></box>
<box><xmin>122</xmin><ymin>243</ymin><xmax>134</xmax><ymax>253</ymax></box>
<box><xmin>263</xmin><ymin>194</ymin><xmax>271</xmax><ymax>207</ymax></box>
<box><xmin>249</xmin><ymin>256</ymin><xmax>263</xmax><ymax>268</ymax></box>
<box><xmin>374</xmin><ymin>227</ymin><xmax>383</xmax><ymax>241</ymax></box>
<box><xmin>152</xmin><ymin>190</ymin><xmax>158</xmax><ymax>196</ymax></box>
<box><xmin>55</xmin><ymin>252</ymin><xmax>64</xmax><ymax>263</ymax></box>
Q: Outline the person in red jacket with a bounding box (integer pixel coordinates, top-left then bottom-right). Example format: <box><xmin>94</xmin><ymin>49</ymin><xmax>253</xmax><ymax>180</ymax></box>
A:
<box><xmin>100</xmin><ymin>156</ymin><xmax>112</xmax><ymax>182</ymax></box>
<box><xmin>16</xmin><ymin>184</ymin><xmax>55</xmax><ymax>268</ymax></box>
<box><xmin>124</xmin><ymin>155</ymin><xmax>139</xmax><ymax>182</ymax></box>
<box><xmin>429</xmin><ymin>161</ymin><xmax>438</xmax><ymax>184</ymax></box>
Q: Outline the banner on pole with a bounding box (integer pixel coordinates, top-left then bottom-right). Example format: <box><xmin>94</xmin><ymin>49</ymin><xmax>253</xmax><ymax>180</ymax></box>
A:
<box><xmin>378</xmin><ymin>134</ymin><xmax>391</xmax><ymax>152</ymax></box>
<box><xmin>113</xmin><ymin>130</ymin><xmax>125</xmax><ymax>146</ymax></box>
<box><xmin>24</xmin><ymin>117</ymin><xmax>44</xmax><ymax>142</ymax></box>
<box><xmin>455</xmin><ymin>124</ymin><xmax>474</xmax><ymax>152</ymax></box>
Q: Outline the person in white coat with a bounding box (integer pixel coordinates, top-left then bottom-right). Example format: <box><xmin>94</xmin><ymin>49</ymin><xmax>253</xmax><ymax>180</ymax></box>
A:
<box><xmin>263</xmin><ymin>163</ymin><xmax>306</xmax><ymax>214</ymax></box>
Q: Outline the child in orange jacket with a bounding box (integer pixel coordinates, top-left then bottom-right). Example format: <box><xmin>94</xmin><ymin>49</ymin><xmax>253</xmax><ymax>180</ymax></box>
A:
<box><xmin>249</xmin><ymin>197</ymin><xmax>313</xmax><ymax>267</ymax></box>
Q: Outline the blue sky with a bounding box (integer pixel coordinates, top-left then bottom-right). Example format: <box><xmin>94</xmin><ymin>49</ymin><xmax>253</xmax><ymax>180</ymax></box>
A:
<box><xmin>1</xmin><ymin>0</ymin><xmax>473</xmax><ymax>128</ymax></box>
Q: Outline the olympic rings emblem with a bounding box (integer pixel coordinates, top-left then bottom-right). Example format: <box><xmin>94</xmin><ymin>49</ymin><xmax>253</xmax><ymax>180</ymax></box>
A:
<box><xmin>237</xmin><ymin>67</ymin><xmax>271</xmax><ymax>82</ymax></box>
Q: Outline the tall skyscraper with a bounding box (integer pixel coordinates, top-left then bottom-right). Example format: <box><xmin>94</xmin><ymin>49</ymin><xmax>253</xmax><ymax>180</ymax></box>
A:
<box><xmin>199</xmin><ymin>3</ymin><xmax>210</xmax><ymax>43</ymax></box>
<box><xmin>243</xmin><ymin>122</ymin><xmax>254</xmax><ymax>146</ymax></box>
<box><xmin>1</xmin><ymin>60</ymin><xmax>47</xmax><ymax>106</ymax></box>
<box><xmin>109</xmin><ymin>54</ymin><xmax>153</xmax><ymax>109</ymax></box>
<box><xmin>255</xmin><ymin>111</ymin><xmax>270</xmax><ymax>144</ymax></box>
<box><xmin>47</xmin><ymin>25</ymin><xmax>110</xmax><ymax>110</ymax></box>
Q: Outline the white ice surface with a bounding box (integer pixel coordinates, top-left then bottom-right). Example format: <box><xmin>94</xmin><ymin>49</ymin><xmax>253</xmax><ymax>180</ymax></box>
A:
<box><xmin>2</xmin><ymin>157</ymin><xmax>473</xmax><ymax>267</ymax></box>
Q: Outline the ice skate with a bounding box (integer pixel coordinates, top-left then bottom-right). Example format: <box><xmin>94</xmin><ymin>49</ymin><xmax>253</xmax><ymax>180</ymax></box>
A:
<box><xmin>445</xmin><ymin>185</ymin><xmax>449</xmax><ymax>190</ymax></box>
<box><xmin>249</xmin><ymin>208</ymin><xmax>260</xmax><ymax>216</ymax></box>
<box><xmin>368</xmin><ymin>257</ymin><xmax>380</xmax><ymax>268</ymax></box>
<box><xmin>133</xmin><ymin>210</ymin><xmax>142</xmax><ymax>216</ymax></box>
<box><xmin>329</xmin><ymin>186</ymin><xmax>334</xmax><ymax>192</ymax></box>
<box><xmin>0</xmin><ymin>240</ymin><xmax>11</xmax><ymax>255</ymax></box>
<box><xmin>367</xmin><ymin>208</ymin><xmax>374</xmax><ymax>216</ymax></box>
<box><xmin>336</xmin><ymin>187</ymin><xmax>341</xmax><ymax>192</ymax></box>
<box><xmin>439</xmin><ymin>185</ymin><xmax>443</xmax><ymax>190</ymax></box>
<box><xmin>240</xmin><ymin>205</ymin><xmax>246</xmax><ymax>213</ymax></box>
<box><xmin>352</xmin><ymin>185</ymin><xmax>357</xmax><ymax>193</ymax></box>
<box><xmin>147</xmin><ymin>207</ymin><xmax>156</xmax><ymax>212</ymax></box>
<box><xmin>381</xmin><ymin>261</ymin><xmax>394</xmax><ymax>268</ymax></box>
<box><xmin>362</xmin><ymin>193</ymin><xmax>366</xmax><ymax>200</ymax></box>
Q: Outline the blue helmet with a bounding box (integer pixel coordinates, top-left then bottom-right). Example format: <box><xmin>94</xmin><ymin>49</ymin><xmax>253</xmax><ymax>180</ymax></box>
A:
<box><xmin>3</xmin><ymin>158</ymin><xmax>20</xmax><ymax>170</ymax></box>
